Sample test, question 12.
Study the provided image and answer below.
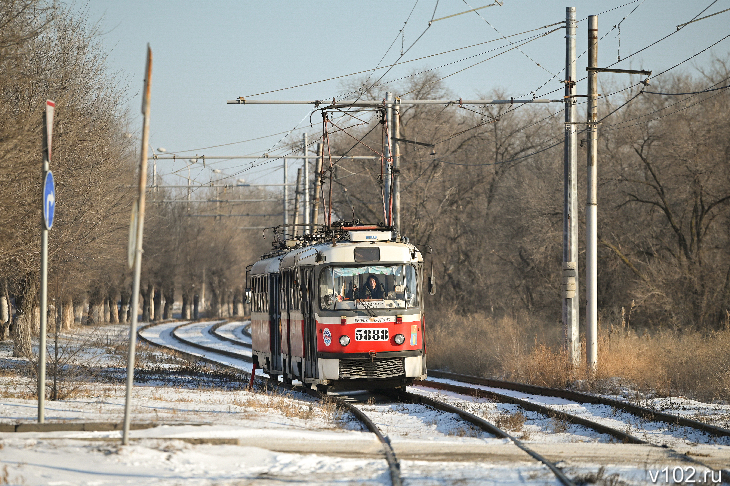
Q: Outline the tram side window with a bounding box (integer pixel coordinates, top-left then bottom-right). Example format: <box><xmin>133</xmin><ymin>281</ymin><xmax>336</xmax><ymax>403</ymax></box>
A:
<box><xmin>255</xmin><ymin>276</ymin><xmax>262</xmax><ymax>313</ymax></box>
<box><xmin>264</xmin><ymin>277</ymin><xmax>269</xmax><ymax>312</ymax></box>
<box><xmin>251</xmin><ymin>277</ymin><xmax>257</xmax><ymax>313</ymax></box>
<box><xmin>280</xmin><ymin>273</ymin><xmax>286</xmax><ymax>313</ymax></box>
<box><xmin>291</xmin><ymin>272</ymin><xmax>301</xmax><ymax>312</ymax></box>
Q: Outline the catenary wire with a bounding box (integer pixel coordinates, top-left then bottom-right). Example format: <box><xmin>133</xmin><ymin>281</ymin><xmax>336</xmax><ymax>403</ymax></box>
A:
<box><xmin>463</xmin><ymin>0</ymin><xmax>558</xmax><ymax>78</ymax></box>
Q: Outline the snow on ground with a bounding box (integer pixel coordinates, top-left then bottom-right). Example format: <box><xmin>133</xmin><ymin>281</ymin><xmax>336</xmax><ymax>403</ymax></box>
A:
<box><xmin>214</xmin><ymin>320</ymin><xmax>252</xmax><ymax>345</ymax></box>
<box><xmin>424</xmin><ymin>377</ymin><xmax>730</xmax><ymax>451</ymax></box>
<box><xmin>172</xmin><ymin>321</ymin><xmax>252</xmax><ymax>358</ymax></box>
<box><xmin>139</xmin><ymin>321</ymin><xmax>254</xmax><ymax>372</ymax></box>
<box><xmin>1</xmin><ymin>322</ymin><xmax>729</xmax><ymax>485</ymax></box>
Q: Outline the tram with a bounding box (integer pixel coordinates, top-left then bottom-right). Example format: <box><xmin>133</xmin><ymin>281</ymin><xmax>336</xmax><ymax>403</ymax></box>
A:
<box><xmin>249</xmin><ymin>222</ymin><xmax>427</xmax><ymax>390</ymax></box>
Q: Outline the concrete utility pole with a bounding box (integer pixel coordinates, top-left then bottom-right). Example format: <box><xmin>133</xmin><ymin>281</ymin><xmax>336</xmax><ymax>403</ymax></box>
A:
<box><xmin>392</xmin><ymin>97</ymin><xmax>401</xmax><ymax>234</ymax></box>
<box><xmin>586</xmin><ymin>15</ymin><xmax>599</xmax><ymax>373</ymax></box>
<box><xmin>302</xmin><ymin>133</ymin><xmax>310</xmax><ymax>234</ymax></box>
<box><xmin>292</xmin><ymin>168</ymin><xmax>302</xmax><ymax>236</ymax></box>
<box><xmin>563</xmin><ymin>7</ymin><xmax>580</xmax><ymax>368</ymax></box>
<box><xmin>583</xmin><ymin>16</ymin><xmax>651</xmax><ymax>374</ymax></box>
<box><xmin>283</xmin><ymin>158</ymin><xmax>288</xmax><ymax>235</ymax></box>
<box><xmin>311</xmin><ymin>143</ymin><xmax>323</xmax><ymax>229</ymax></box>
<box><xmin>384</xmin><ymin>92</ymin><xmax>394</xmax><ymax>226</ymax></box>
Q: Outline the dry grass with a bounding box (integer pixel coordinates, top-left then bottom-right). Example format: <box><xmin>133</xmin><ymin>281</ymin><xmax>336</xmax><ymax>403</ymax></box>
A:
<box><xmin>230</xmin><ymin>387</ymin><xmax>345</xmax><ymax>425</ymax></box>
<box><xmin>494</xmin><ymin>411</ymin><xmax>526</xmax><ymax>432</ymax></box>
<box><xmin>429</xmin><ymin>309</ymin><xmax>730</xmax><ymax>402</ymax></box>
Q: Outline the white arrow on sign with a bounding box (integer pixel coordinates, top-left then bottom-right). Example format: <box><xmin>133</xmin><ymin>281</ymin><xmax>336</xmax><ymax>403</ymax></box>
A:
<box><xmin>43</xmin><ymin>170</ymin><xmax>55</xmax><ymax>230</ymax></box>
<box><xmin>46</xmin><ymin>192</ymin><xmax>55</xmax><ymax>220</ymax></box>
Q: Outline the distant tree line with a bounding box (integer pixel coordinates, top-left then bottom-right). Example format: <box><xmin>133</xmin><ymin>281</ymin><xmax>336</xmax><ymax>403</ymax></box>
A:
<box><xmin>2</xmin><ymin>0</ymin><xmax>728</xmax><ymax>369</ymax></box>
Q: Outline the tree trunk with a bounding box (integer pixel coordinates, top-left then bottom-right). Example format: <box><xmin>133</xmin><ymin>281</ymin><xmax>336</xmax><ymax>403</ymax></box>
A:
<box><xmin>108</xmin><ymin>292</ymin><xmax>119</xmax><ymax>324</ymax></box>
<box><xmin>89</xmin><ymin>302</ymin><xmax>103</xmax><ymax>325</ymax></box>
<box><xmin>233</xmin><ymin>288</ymin><xmax>241</xmax><ymax>317</ymax></box>
<box><xmin>142</xmin><ymin>284</ymin><xmax>152</xmax><ymax>322</ymax></box>
<box><xmin>62</xmin><ymin>297</ymin><xmax>74</xmax><ymax>330</ymax></box>
<box><xmin>162</xmin><ymin>286</ymin><xmax>174</xmax><ymax>320</ymax></box>
<box><xmin>181</xmin><ymin>291</ymin><xmax>190</xmax><ymax>320</ymax></box>
<box><xmin>193</xmin><ymin>294</ymin><xmax>199</xmax><ymax>320</ymax></box>
<box><xmin>153</xmin><ymin>288</ymin><xmax>162</xmax><ymax>321</ymax></box>
<box><xmin>119</xmin><ymin>291</ymin><xmax>130</xmax><ymax>324</ymax></box>
<box><xmin>12</xmin><ymin>277</ymin><xmax>37</xmax><ymax>358</ymax></box>
<box><xmin>74</xmin><ymin>300</ymin><xmax>85</xmax><ymax>325</ymax></box>
<box><xmin>0</xmin><ymin>280</ymin><xmax>9</xmax><ymax>340</ymax></box>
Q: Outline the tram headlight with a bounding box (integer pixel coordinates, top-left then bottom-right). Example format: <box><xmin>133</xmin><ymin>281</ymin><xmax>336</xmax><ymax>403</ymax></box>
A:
<box><xmin>339</xmin><ymin>335</ymin><xmax>351</xmax><ymax>346</ymax></box>
<box><xmin>394</xmin><ymin>334</ymin><xmax>405</xmax><ymax>345</ymax></box>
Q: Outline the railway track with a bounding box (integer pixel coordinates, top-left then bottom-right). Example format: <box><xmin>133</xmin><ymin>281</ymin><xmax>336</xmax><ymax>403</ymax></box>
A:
<box><xmin>413</xmin><ymin>376</ymin><xmax>730</xmax><ymax>479</ymax></box>
<box><xmin>141</xmin><ymin>321</ymin><xmax>578</xmax><ymax>484</ymax></box>
<box><xmin>139</xmin><ymin>320</ymin><xmax>730</xmax><ymax>483</ymax></box>
<box><xmin>427</xmin><ymin>370</ymin><xmax>730</xmax><ymax>439</ymax></box>
<box><xmin>140</xmin><ymin>321</ymin><xmax>407</xmax><ymax>485</ymax></box>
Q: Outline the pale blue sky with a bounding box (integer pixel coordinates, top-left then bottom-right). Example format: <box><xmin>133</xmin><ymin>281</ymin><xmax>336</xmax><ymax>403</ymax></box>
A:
<box><xmin>79</xmin><ymin>1</ymin><xmax>730</xmax><ymax>188</ymax></box>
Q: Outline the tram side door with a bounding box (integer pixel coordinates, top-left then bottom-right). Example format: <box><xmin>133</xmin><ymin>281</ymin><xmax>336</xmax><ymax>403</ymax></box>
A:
<box><xmin>268</xmin><ymin>273</ymin><xmax>282</xmax><ymax>373</ymax></box>
<box><xmin>301</xmin><ymin>266</ymin><xmax>318</xmax><ymax>379</ymax></box>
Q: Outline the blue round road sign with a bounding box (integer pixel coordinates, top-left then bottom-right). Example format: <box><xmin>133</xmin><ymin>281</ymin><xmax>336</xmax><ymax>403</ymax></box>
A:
<box><xmin>43</xmin><ymin>171</ymin><xmax>55</xmax><ymax>230</ymax></box>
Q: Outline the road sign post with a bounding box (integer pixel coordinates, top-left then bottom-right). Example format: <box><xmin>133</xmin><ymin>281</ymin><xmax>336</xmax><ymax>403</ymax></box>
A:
<box><xmin>39</xmin><ymin>100</ymin><xmax>55</xmax><ymax>423</ymax></box>
<box><xmin>123</xmin><ymin>45</ymin><xmax>152</xmax><ymax>446</ymax></box>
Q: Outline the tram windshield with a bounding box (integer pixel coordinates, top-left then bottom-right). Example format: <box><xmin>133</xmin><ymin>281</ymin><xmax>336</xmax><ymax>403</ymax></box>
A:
<box><xmin>319</xmin><ymin>264</ymin><xmax>418</xmax><ymax>310</ymax></box>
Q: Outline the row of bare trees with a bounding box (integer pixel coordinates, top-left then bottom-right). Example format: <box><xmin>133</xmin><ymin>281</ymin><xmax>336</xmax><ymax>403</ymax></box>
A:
<box><xmin>326</xmin><ymin>61</ymin><xmax>730</xmax><ymax>330</ymax></box>
<box><xmin>0</xmin><ymin>1</ymin><xmax>271</xmax><ymax>358</ymax></box>
<box><xmin>3</xmin><ymin>0</ymin><xmax>728</xmax><ymax>373</ymax></box>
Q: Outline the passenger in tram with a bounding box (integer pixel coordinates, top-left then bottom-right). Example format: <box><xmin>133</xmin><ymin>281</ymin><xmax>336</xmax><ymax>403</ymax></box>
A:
<box><xmin>359</xmin><ymin>275</ymin><xmax>384</xmax><ymax>300</ymax></box>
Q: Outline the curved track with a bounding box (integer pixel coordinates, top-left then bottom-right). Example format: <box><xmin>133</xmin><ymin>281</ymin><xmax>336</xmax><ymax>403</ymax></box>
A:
<box><xmin>427</xmin><ymin>370</ymin><xmax>730</xmax><ymax>439</ymax></box>
<box><xmin>140</xmin><ymin>320</ymin><xmax>580</xmax><ymax>485</ymax></box>
<box><xmin>418</xmin><ymin>372</ymin><xmax>730</xmax><ymax>478</ymax></box>
<box><xmin>140</xmin><ymin>320</ymin><xmax>404</xmax><ymax>485</ymax></box>
<box><xmin>139</xmin><ymin>320</ymin><xmax>730</xmax><ymax>483</ymax></box>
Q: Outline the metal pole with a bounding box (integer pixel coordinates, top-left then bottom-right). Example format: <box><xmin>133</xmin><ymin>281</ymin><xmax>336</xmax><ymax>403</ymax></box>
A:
<box><xmin>586</xmin><ymin>15</ymin><xmax>598</xmax><ymax>373</ymax></box>
<box><xmin>38</xmin><ymin>101</ymin><xmax>54</xmax><ymax>423</ymax></box>
<box><xmin>39</xmin><ymin>226</ymin><xmax>48</xmax><ymax>422</ymax></box>
<box><xmin>283</xmin><ymin>157</ymin><xmax>288</xmax><ymax>236</ymax></box>
<box><xmin>384</xmin><ymin>92</ymin><xmax>393</xmax><ymax>225</ymax></box>
<box><xmin>311</xmin><ymin>143</ymin><xmax>323</xmax><ymax>229</ymax></box>
<box><xmin>292</xmin><ymin>168</ymin><xmax>302</xmax><ymax>236</ymax></box>
<box><xmin>393</xmin><ymin>99</ymin><xmax>401</xmax><ymax>234</ymax></box>
<box><xmin>563</xmin><ymin>6</ymin><xmax>580</xmax><ymax>368</ymax></box>
<box><xmin>123</xmin><ymin>45</ymin><xmax>152</xmax><ymax>445</ymax></box>
<box><xmin>303</xmin><ymin>133</ymin><xmax>310</xmax><ymax>234</ymax></box>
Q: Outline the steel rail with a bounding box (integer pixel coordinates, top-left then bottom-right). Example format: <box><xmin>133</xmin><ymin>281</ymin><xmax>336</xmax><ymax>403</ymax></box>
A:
<box><xmin>427</xmin><ymin>370</ymin><xmax>730</xmax><ymax>438</ymax></box>
<box><xmin>417</xmin><ymin>380</ymin><xmax>645</xmax><ymax>444</ymax></box>
<box><xmin>209</xmin><ymin>321</ymin><xmax>253</xmax><ymax>349</ymax></box>
<box><xmin>170</xmin><ymin>321</ymin><xmax>253</xmax><ymax>363</ymax></box>
<box><xmin>306</xmin><ymin>388</ymin><xmax>403</xmax><ymax>486</ymax></box>
<box><xmin>391</xmin><ymin>389</ymin><xmax>576</xmax><ymax>486</ymax></box>
<box><xmin>141</xmin><ymin>321</ymin><xmax>402</xmax><ymax>486</ymax></box>
<box><xmin>420</xmin><ymin>373</ymin><xmax>729</xmax><ymax>479</ymax></box>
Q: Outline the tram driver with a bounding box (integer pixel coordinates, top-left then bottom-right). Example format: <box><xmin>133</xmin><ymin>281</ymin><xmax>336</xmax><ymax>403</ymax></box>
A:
<box><xmin>359</xmin><ymin>275</ymin><xmax>384</xmax><ymax>300</ymax></box>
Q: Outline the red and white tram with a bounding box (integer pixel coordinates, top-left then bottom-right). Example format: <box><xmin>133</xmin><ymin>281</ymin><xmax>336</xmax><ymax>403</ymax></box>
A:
<box><xmin>249</xmin><ymin>223</ymin><xmax>427</xmax><ymax>390</ymax></box>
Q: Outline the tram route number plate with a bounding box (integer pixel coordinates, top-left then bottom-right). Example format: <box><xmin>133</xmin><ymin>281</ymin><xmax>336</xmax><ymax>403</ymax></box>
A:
<box><xmin>355</xmin><ymin>328</ymin><xmax>389</xmax><ymax>341</ymax></box>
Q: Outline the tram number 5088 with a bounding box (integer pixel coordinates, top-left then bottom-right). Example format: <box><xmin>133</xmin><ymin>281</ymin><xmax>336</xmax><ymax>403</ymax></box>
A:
<box><xmin>355</xmin><ymin>328</ymin><xmax>389</xmax><ymax>341</ymax></box>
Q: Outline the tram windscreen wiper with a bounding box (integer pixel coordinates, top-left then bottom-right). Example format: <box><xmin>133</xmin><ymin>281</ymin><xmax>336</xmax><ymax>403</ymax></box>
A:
<box><xmin>356</xmin><ymin>299</ymin><xmax>376</xmax><ymax>317</ymax></box>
